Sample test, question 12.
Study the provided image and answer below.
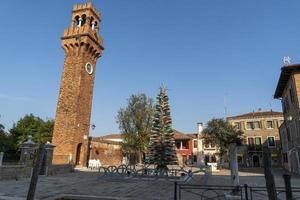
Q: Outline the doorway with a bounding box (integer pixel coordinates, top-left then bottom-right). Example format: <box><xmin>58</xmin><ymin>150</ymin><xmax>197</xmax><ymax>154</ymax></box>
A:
<box><xmin>75</xmin><ymin>143</ymin><xmax>82</xmax><ymax>165</ymax></box>
<box><xmin>253</xmin><ymin>155</ymin><xmax>260</xmax><ymax>167</ymax></box>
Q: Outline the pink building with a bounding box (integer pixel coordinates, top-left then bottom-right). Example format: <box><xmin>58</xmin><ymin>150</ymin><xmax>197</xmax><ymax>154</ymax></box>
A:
<box><xmin>174</xmin><ymin>130</ymin><xmax>197</xmax><ymax>165</ymax></box>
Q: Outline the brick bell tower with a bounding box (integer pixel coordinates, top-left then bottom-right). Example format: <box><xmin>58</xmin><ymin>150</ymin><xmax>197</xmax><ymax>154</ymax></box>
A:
<box><xmin>52</xmin><ymin>3</ymin><xmax>104</xmax><ymax>166</ymax></box>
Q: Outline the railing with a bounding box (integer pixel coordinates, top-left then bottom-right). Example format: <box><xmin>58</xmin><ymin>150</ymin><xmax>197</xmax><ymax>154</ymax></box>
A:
<box><xmin>97</xmin><ymin>164</ymin><xmax>210</xmax><ymax>182</ymax></box>
<box><xmin>248</xmin><ymin>186</ymin><xmax>300</xmax><ymax>200</ymax></box>
<box><xmin>174</xmin><ymin>183</ymin><xmax>300</xmax><ymax>200</ymax></box>
<box><xmin>174</xmin><ymin>183</ymin><xmax>243</xmax><ymax>200</ymax></box>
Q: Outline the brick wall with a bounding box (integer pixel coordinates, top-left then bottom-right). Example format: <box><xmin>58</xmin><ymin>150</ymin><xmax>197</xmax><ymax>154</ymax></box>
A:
<box><xmin>90</xmin><ymin>140</ymin><xmax>123</xmax><ymax>166</ymax></box>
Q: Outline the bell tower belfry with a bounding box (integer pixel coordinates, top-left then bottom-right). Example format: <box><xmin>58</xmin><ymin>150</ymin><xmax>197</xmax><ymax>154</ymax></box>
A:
<box><xmin>52</xmin><ymin>3</ymin><xmax>104</xmax><ymax>166</ymax></box>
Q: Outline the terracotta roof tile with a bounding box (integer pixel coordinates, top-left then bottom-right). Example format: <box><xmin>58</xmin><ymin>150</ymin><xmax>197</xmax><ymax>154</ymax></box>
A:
<box><xmin>173</xmin><ymin>129</ymin><xmax>196</xmax><ymax>140</ymax></box>
<box><xmin>227</xmin><ymin>111</ymin><xmax>283</xmax><ymax>120</ymax></box>
<box><xmin>93</xmin><ymin>130</ymin><xmax>196</xmax><ymax>141</ymax></box>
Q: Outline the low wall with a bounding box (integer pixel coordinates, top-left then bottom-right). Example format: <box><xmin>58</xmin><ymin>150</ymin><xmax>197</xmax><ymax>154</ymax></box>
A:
<box><xmin>0</xmin><ymin>165</ymin><xmax>32</xmax><ymax>180</ymax></box>
<box><xmin>47</xmin><ymin>164</ymin><xmax>74</xmax><ymax>176</ymax></box>
<box><xmin>0</xmin><ymin>164</ymin><xmax>73</xmax><ymax>180</ymax></box>
<box><xmin>90</xmin><ymin>140</ymin><xmax>123</xmax><ymax>166</ymax></box>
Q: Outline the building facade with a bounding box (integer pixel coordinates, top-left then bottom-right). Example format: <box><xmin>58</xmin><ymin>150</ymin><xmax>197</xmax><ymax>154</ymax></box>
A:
<box><xmin>195</xmin><ymin>123</ymin><xmax>219</xmax><ymax>167</ymax></box>
<box><xmin>275</xmin><ymin>64</ymin><xmax>300</xmax><ymax>174</ymax></box>
<box><xmin>51</xmin><ymin>3</ymin><xmax>104</xmax><ymax>166</ymax></box>
<box><xmin>174</xmin><ymin>130</ymin><xmax>195</xmax><ymax>166</ymax></box>
<box><xmin>90</xmin><ymin>136</ymin><xmax>123</xmax><ymax>166</ymax></box>
<box><xmin>92</xmin><ymin>130</ymin><xmax>203</xmax><ymax>167</ymax></box>
<box><xmin>227</xmin><ymin>111</ymin><xmax>283</xmax><ymax>167</ymax></box>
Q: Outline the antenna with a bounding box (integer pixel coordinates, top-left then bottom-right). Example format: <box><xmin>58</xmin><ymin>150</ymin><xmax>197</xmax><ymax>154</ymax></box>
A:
<box><xmin>224</xmin><ymin>93</ymin><xmax>228</xmax><ymax>118</ymax></box>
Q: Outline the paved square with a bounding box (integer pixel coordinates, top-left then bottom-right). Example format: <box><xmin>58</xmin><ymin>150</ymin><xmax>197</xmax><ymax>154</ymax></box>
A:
<box><xmin>0</xmin><ymin>168</ymin><xmax>300</xmax><ymax>200</ymax></box>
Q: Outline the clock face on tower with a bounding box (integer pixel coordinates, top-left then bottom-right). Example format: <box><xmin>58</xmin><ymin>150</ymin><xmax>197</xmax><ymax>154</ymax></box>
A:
<box><xmin>85</xmin><ymin>63</ymin><xmax>93</xmax><ymax>75</ymax></box>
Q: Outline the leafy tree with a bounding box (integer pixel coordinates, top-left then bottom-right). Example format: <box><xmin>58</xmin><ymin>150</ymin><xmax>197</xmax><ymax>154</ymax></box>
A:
<box><xmin>117</xmin><ymin>94</ymin><xmax>154</xmax><ymax>164</ymax></box>
<box><xmin>0</xmin><ymin>123</ymin><xmax>10</xmax><ymax>152</ymax></box>
<box><xmin>0</xmin><ymin>123</ymin><xmax>17</xmax><ymax>161</ymax></box>
<box><xmin>147</xmin><ymin>87</ymin><xmax>177</xmax><ymax>174</ymax></box>
<box><xmin>9</xmin><ymin>114</ymin><xmax>54</xmax><ymax>148</ymax></box>
<box><xmin>203</xmin><ymin>118</ymin><xmax>243</xmax><ymax>162</ymax></box>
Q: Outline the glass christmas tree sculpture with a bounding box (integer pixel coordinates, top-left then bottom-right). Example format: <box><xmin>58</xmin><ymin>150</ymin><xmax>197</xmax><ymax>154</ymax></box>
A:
<box><xmin>147</xmin><ymin>87</ymin><xmax>177</xmax><ymax>175</ymax></box>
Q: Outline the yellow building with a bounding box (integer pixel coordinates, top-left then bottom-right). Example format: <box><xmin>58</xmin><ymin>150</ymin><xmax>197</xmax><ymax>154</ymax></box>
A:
<box><xmin>227</xmin><ymin>111</ymin><xmax>283</xmax><ymax>167</ymax></box>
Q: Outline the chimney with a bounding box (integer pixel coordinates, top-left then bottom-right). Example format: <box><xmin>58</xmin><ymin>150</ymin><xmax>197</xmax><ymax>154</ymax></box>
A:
<box><xmin>197</xmin><ymin>122</ymin><xmax>204</xmax><ymax>135</ymax></box>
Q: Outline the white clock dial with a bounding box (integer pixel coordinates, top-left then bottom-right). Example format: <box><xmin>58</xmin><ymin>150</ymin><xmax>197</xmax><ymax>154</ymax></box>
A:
<box><xmin>85</xmin><ymin>63</ymin><xmax>93</xmax><ymax>75</ymax></box>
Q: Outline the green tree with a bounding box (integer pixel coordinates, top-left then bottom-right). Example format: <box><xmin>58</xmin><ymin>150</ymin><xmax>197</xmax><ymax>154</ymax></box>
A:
<box><xmin>117</xmin><ymin>94</ymin><xmax>154</xmax><ymax>164</ymax></box>
<box><xmin>9</xmin><ymin>114</ymin><xmax>54</xmax><ymax>148</ymax></box>
<box><xmin>147</xmin><ymin>87</ymin><xmax>177</xmax><ymax>174</ymax></box>
<box><xmin>0</xmin><ymin>123</ymin><xmax>10</xmax><ymax>152</ymax></box>
<box><xmin>0</xmin><ymin>122</ymin><xmax>17</xmax><ymax>161</ymax></box>
<box><xmin>203</xmin><ymin>118</ymin><xmax>243</xmax><ymax>162</ymax></box>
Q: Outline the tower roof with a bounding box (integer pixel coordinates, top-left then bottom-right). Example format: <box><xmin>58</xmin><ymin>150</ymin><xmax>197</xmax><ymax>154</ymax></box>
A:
<box><xmin>274</xmin><ymin>64</ymin><xmax>300</xmax><ymax>98</ymax></box>
<box><xmin>73</xmin><ymin>2</ymin><xmax>100</xmax><ymax>20</ymax></box>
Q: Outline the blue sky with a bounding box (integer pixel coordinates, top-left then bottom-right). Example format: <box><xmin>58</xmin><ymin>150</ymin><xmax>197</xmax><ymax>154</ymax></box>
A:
<box><xmin>0</xmin><ymin>0</ymin><xmax>298</xmax><ymax>135</ymax></box>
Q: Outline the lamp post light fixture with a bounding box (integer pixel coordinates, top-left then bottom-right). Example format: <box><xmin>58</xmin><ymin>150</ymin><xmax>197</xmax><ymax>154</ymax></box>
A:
<box><xmin>91</xmin><ymin>124</ymin><xmax>96</xmax><ymax>130</ymax></box>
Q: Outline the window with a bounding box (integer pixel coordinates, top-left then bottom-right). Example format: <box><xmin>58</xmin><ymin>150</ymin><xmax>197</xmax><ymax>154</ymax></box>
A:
<box><xmin>193</xmin><ymin>140</ymin><xmax>198</xmax><ymax>148</ymax></box>
<box><xmin>268</xmin><ymin>137</ymin><xmax>276</xmax><ymax>147</ymax></box>
<box><xmin>248</xmin><ymin>137</ymin><xmax>255</xmax><ymax>150</ymax></box>
<box><xmin>255</xmin><ymin>137</ymin><xmax>262</xmax><ymax>146</ymax></box>
<box><xmin>253</xmin><ymin>121</ymin><xmax>261</xmax><ymax>129</ymax></box>
<box><xmin>248</xmin><ymin>137</ymin><xmax>254</xmax><ymax>149</ymax></box>
<box><xmin>176</xmin><ymin>141</ymin><xmax>181</xmax><ymax>149</ymax></box>
<box><xmin>246</xmin><ymin>122</ymin><xmax>254</xmax><ymax>130</ymax></box>
<box><xmin>182</xmin><ymin>141</ymin><xmax>188</xmax><ymax>149</ymax></box>
<box><xmin>248</xmin><ymin>137</ymin><xmax>254</xmax><ymax>145</ymax></box>
<box><xmin>233</xmin><ymin>122</ymin><xmax>241</xmax><ymax>129</ymax></box>
<box><xmin>204</xmin><ymin>142</ymin><xmax>209</xmax><ymax>148</ymax></box>
<box><xmin>74</xmin><ymin>16</ymin><xmax>80</xmax><ymax>27</ymax></box>
<box><xmin>176</xmin><ymin>141</ymin><xmax>189</xmax><ymax>149</ymax></box>
<box><xmin>211</xmin><ymin>142</ymin><xmax>216</xmax><ymax>148</ymax></box>
<box><xmin>248</xmin><ymin>137</ymin><xmax>262</xmax><ymax>150</ymax></box>
<box><xmin>255</xmin><ymin>137</ymin><xmax>262</xmax><ymax>151</ymax></box>
<box><xmin>266</xmin><ymin>121</ymin><xmax>273</xmax><ymax>129</ymax></box>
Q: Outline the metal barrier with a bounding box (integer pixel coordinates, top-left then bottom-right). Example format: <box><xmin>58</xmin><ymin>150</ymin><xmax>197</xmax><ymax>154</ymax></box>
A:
<box><xmin>248</xmin><ymin>186</ymin><xmax>300</xmax><ymax>200</ymax></box>
<box><xmin>174</xmin><ymin>183</ymin><xmax>243</xmax><ymax>200</ymax></box>
<box><xmin>98</xmin><ymin>164</ymin><xmax>209</xmax><ymax>182</ymax></box>
<box><xmin>174</xmin><ymin>183</ymin><xmax>300</xmax><ymax>200</ymax></box>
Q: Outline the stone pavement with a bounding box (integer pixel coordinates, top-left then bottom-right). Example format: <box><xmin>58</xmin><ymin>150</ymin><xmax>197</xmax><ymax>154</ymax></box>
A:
<box><xmin>0</xmin><ymin>168</ymin><xmax>300</xmax><ymax>200</ymax></box>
